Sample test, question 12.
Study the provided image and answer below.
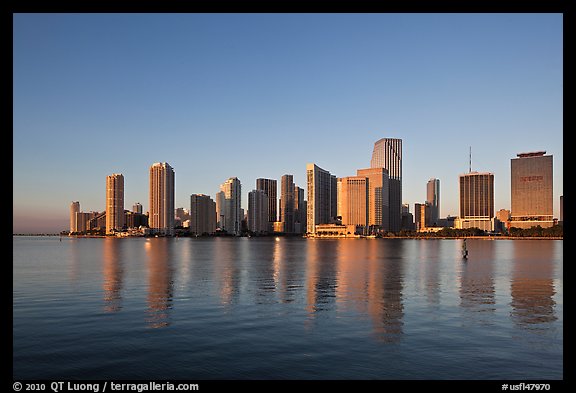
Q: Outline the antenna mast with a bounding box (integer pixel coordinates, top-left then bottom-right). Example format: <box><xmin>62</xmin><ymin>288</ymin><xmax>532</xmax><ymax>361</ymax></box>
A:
<box><xmin>469</xmin><ymin>146</ymin><xmax>472</xmax><ymax>173</ymax></box>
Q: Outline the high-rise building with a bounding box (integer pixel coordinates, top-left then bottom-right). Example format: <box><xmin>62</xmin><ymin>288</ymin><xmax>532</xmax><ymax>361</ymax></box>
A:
<box><xmin>215</xmin><ymin>191</ymin><xmax>225</xmax><ymax>230</ymax></box>
<box><xmin>357</xmin><ymin>167</ymin><xmax>390</xmax><ymax>233</ymax></box>
<box><xmin>330</xmin><ymin>174</ymin><xmax>338</xmax><ymax>221</ymax></box>
<box><xmin>370</xmin><ymin>138</ymin><xmax>402</xmax><ymax>232</ymax></box>
<box><xmin>106</xmin><ymin>173</ymin><xmax>124</xmax><ymax>234</ymax></box>
<box><xmin>219</xmin><ymin>177</ymin><xmax>242</xmax><ymax>235</ymax></box>
<box><xmin>306</xmin><ymin>163</ymin><xmax>333</xmax><ymax>234</ymax></box>
<box><xmin>248</xmin><ymin>189</ymin><xmax>269</xmax><ymax>233</ymax></box>
<box><xmin>149</xmin><ymin>162</ymin><xmax>175</xmax><ymax>236</ymax></box>
<box><xmin>496</xmin><ymin>209</ymin><xmax>511</xmax><ymax>233</ymax></box>
<box><xmin>256</xmin><ymin>178</ymin><xmax>278</xmax><ymax>226</ymax></box>
<box><xmin>426</xmin><ymin>178</ymin><xmax>440</xmax><ymax>226</ymax></box>
<box><xmin>70</xmin><ymin>201</ymin><xmax>80</xmax><ymax>233</ymax></box>
<box><xmin>510</xmin><ymin>151</ymin><xmax>554</xmax><ymax>229</ymax></box>
<box><xmin>190</xmin><ymin>194</ymin><xmax>216</xmax><ymax>235</ymax></box>
<box><xmin>414</xmin><ymin>202</ymin><xmax>430</xmax><ymax>231</ymax></box>
<box><xmin>457</xmin><ymin>171</ymin><xmax>495</xmax><ymax>231</ymax></box>
<box><xmin>281</xmin><ymin>174</ymin><xmax>295</xmax><ymax>233</ymax></box>
<box><xmin>401</xmin><ymin>203</ymin><xmax>414</xmax><ymax>231</ymax></box>
<box><xmin>339</xmin><ymin>176</ymin><xmax>369</xmax><ymax>234</ymax></box>
<box><xmin>294</xmin><ymin>185</ymin><xmax>306</xmax><ymax>234</ymax></box>
<box><xmin>133</xmin><ymin>202</ymin><xmax>143</xmax><ymax>214</ymax></box>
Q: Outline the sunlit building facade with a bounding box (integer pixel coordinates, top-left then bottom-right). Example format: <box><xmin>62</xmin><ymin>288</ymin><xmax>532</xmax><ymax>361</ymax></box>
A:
<box><xmin>149</xmin><ymin>162</ymin><xmax>175</xmax><ymax>236</ymax></box>
<box><xmin>370</xmin><ymin>138</ymin><xmax>402</xmax><ymax>232</ymax></box>
<box><xmin>306</xmin><ymin>163</ymin><xmax>333</xmax><ymax>234</ymax></box>
<box><xmin>357</xmin><ymin>167</ymin><xmax>390</xmax><ymax>232</ymax></box>
<box><xmin>219</xmin><ymin>177</ymin><xmax>242</xmax><ymax>235</ymax></box>
<box><xmin>106</xmin><ymin>173</ymin><xmax>124</xmax><ymax>234</ymax></box>
<box><xmin>339</xmin><ymin>176</ymin><xmax>369</xmax><ymax>234</ymax></box>
<box><xmin>70</xmin><ymin>201</ymin><xmax>80</xmax><ymax>233</ymax></box>
<box><xmin>457</xmin><ymin>171</ymin><xmax>495</xmax><ymax>231</ymax></box>
<box><xmin>510</xmin><ymin>151</ymin><xmax>554</xmax><ymax>229</ymax></box>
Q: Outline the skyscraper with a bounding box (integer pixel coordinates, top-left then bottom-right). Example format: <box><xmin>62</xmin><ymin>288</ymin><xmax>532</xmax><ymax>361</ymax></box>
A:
<box><xmin>256</xmin><ymin>178</ymin><xmax>278</xmax><ymax>228</ymax></box>
<box><xmin>106</xmin><ymin>173</ymin><xmax>124</xmax><ymax>234</ymax></box>
<box><xmin>370</xmin><ymin>138</ymin><xmax>402</xmax><ymax>232</ymax></box>
<box><xmin>357</xmin><ymin>167</ymin><xmax>390</xmax><ymax>233</ymax></box>
<box><xmin>133</xmin><ymin>202</ymin><xmax>143</xmax><ymax>214</ymax></box>
<box><xmin>426</xmin><ymin>178</ymin><xmax>440</xmax><ymax>226</ymax></box>
<box><xmin>190</xmin><ymin>194</ymin><xmax>216</xmax><ymax>235</ymax></box>
<box><xmin>70</xmin><ymin>201</ymin><xmax>80</xmax><ymax>233</ymax></box>
<box><xmin>219</xmin><ymin>177</ymin><xmax>242</xmax><ymax>235</ymax></box>
<box><xmin>458</xmin><ymin>171</ymin><xmax>494</xmax><ymax>231</ymax></box>
<box><xmin>414</xmin><ymin>202</ymin><xmax>430</xmax><ymax>231</ymax></box>
<box><xmin>339</xmin><ymin>176</ymin><xmax>369</xmax><ymax>233</ymax></box>
<box><xmin>280</xmin><ymin>174</ymin><xmax>295</xmax><ymax>233</ymax></box>
<box><xmin>215</xmin><ymin>191</ymin><xmax>225</xmax><ymax>230</ymax></box>
<box><xmin>294</xmin><ymin>185</ymin><xmax>307</xmax><ymax>234</ymax></box>
<box><xmin>510</xmin><ymin>151</ymin><xmax>554</xmax><ymax>229</ymax></box>
<box><xmin>330</xmin><ymin>174</ymin><xmax>338</xmax><ymax>221</ymax></box>
<box><xmin>248</xmin><ymin>189</ymin><xmax>269</xmax><ymax>233</ymax></box>
<box><xmin>149</xmin><ymin>162</ymin><xmax>175</xmax><ymax>236</ymax></box>
<box><xmin>306</xmin><ymin>163</ymin><xmax>333</xmax><ymax>234</ymax></box>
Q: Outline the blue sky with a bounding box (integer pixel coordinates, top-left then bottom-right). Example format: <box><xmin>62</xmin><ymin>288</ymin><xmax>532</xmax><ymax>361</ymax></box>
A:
<box><xmin>13</xmin><ymin>13</ymin><xmax>563</xmax><ymax>233</ymax></box>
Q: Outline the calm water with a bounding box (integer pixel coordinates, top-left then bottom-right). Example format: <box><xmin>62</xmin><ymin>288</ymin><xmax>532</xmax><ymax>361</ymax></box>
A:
<box><xmin>13</xmin><ymin>236</ymin><xmax>563</xmax><ymax>380</ymax></box>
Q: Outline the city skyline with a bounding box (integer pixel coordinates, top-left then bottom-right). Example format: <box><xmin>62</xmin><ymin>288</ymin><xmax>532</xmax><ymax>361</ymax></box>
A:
<box><xmin>13</xmin><ymin>13</ymin><xmax>563</xmax><ymax>233</ymax></box>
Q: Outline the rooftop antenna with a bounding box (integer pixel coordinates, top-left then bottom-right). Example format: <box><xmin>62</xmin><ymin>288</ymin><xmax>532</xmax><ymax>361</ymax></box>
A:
<box><xmin>469</xmin><ymin>146</ymin><xmax>472</xmax><ymax>173</ymax></box>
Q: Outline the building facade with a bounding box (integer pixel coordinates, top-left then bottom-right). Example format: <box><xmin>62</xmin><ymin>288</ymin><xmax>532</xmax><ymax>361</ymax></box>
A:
<box><xmin>70</xmin><ymin>201</ymin><xmax>80</xmax><ymax>233</ymax></box>
<box><xmin>426</xmin><ymin>178</ymin><xmax>440</xmax><ymax>226</ymax></box>
<box><xmin>357</xmin><ymin>167</ymin><xmax>390</xmax><ymax>233</ymax></box>
<box><xmin>248</xmin><ymin>189</ymin><xmax>269</xmax><ymax>233</ymax></box>
<box><xmin>149</xmin><ymin>162</ymin><xmax>175</xmax><ymax>236</ymax></box>
<box><xmin>256</xmin><ymin>178</ymin><xmax>278</xmax><ymax>228</ymax></box>
<box><xmin>370</xmin><ymin>138</ymin><xmax>402</xmax><ymax>232</ymax></box>
<box><xmin>510</xmin><ymin>151</ymin><xmax>554</xmax><ymax>229</ymax></box>
<box><xmin>294</xmin><ymin>185</ymin><xmax>306</xmax><ymax>234</ymax></box>
<box><xmin>219</xmin><ymin>177</ymin><xmax>242</xmax><ymax>235</ymax></box>
<box><xmin>339</xmin><ymin>176</ymin><xmax>369</xmax><ymax>234</ymax></box>
<box><xmin>190</xmin><ymin>194</ymin><xmax>216</xmax><ymax>235</ymax></box>
<box><xmin>306</xmin><ymin>163</ymin><xmax>333</xmax><ymax>234</ymax></box>
<box><xmin>280</xmin><ymin>174</ymin><xmax>295</xmax><ymax>233</ymax></box>
<box><xmin>106</xmin><ymin>173</ymin><xmax>125</xmax><ymax>234</ymax></box>
<box><xmin>458</xmin><ymin>171</ymin><xmax>495</xmax><ymax>231</ymax></box>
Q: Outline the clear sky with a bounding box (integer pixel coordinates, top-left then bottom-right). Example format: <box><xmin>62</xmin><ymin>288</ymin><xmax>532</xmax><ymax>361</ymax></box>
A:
<box><xmin>13</xmin><ymin>13</ymin><xmax>563</xmax><ymax>233</ymax></box>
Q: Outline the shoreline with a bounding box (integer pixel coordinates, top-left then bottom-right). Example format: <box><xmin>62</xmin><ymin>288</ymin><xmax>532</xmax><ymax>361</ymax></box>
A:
<box><xmin>13</xmin><ymin>234</ymin><xmax>563</xmax><ymax>240</ymax></box>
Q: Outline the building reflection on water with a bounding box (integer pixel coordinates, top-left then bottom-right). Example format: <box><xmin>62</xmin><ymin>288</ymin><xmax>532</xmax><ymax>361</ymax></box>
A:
<box><xmin>213</xmin><ymin>238</ymin><xmax>241</xmax><ymax>307</ymax></box>
<box><xmin>145</xmin><ymin>238</ymin><xmax>174</xmax><ymax>328</ymax></box>
<box><xmin>417</xmin><ymin>240</ymin><xmax>441</xmax><ymax>307</ymax></box>
<box><xmin>102</xmin><ymin>238</ymin><xmax>124</xmax><ymax>313</ymax></box>
<box><xmin>510</xmin><ymin>241</ymin><xmax>557</xmax><ymax>328</ymax></box>
<box><xmin>334</xmin><ymin>239</ymin><xmax>405</xmax><ymax>343</ymax></box>
<box><xmin>93</xmin><ymin>237</ymin><xmax>558</xmax><ymax>338</ymax></box>
<box><xmin>306</xmin><ymin>240</ymin><xmax>339</xmax><ymax>317</ymax></box>
<box><xmin>459</xmin><ymin>239</ymin><xmax>496</xmax><ymax>325</ymax></box>
<box><xmin>367</xmin><ymin>240</ymin><xmax>405</xmax><ymax>343</ymax></box>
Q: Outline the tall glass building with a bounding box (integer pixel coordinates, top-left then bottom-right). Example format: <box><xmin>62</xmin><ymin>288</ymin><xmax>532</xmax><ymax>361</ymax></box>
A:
<box><xmin>426</xmin><ymin>178</ymin><xmax>440</xmax><ymax>226</ymax></box>
<box><xmin>370</xmin><ymin>138</ymin><xmax>402</xmax><ymax>232</ymax></box>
